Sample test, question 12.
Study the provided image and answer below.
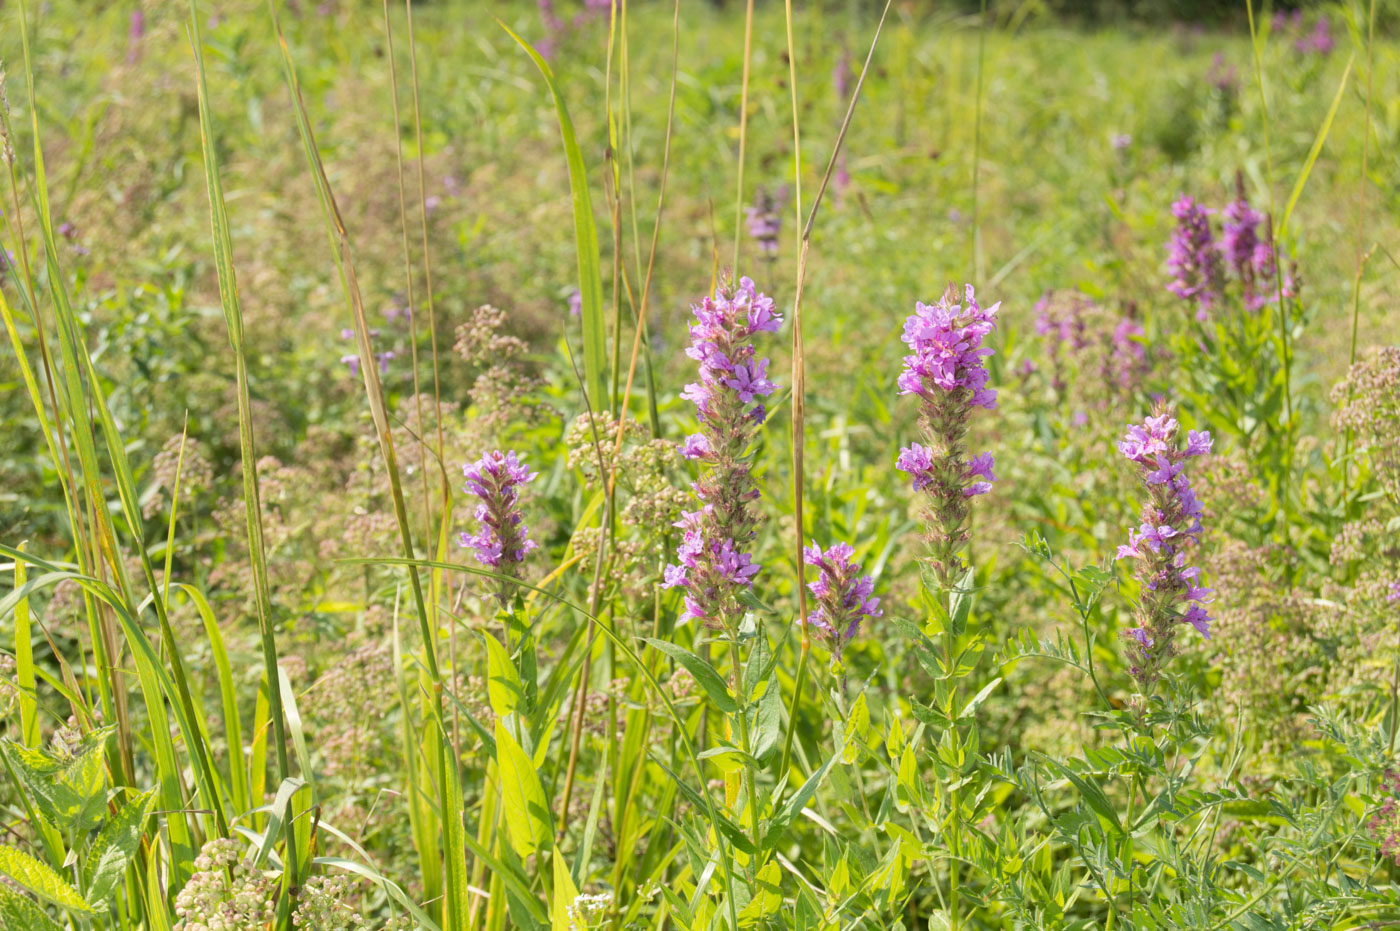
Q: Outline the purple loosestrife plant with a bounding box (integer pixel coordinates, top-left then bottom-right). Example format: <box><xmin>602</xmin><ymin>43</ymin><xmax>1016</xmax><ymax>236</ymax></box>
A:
<box><xmin>895</xmin><ymin>284</ymin><xmax>999</xmax><ymax>588</ymax></box>
<box><xmin>1115</xmin><ymin>407</ymin><xmax>1213</xmax><ymax>695</ymax></box>
<box><xmin>1166</xmin><ymin>195</ymin><xmax>1224</xmax><ymax>320</ymax></box>
<box><xmin>803</xmin><ymin>541</ymin><xmax>880</xmax><ymax>669</ymax></box>
<box><xmin>745</xmin><ymin>187</ymin><xmax>784</xmax><ymax>258</ymax></box>
<box><xmin>460</xmin><ymin>450</ymin><xmax>539</xmax><ymax>605</ymax></box>
<box><xmin>663</xmin><ymin>275</ymin><xmax>781</xmax><ymax>631</ymax></box>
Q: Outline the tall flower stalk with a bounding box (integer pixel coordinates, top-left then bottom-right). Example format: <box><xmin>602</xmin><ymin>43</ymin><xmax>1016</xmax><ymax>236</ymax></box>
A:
<box><xmin>895</xmin><ymin>284</ymin><xmax>1000</xmax><ymax>589</ymax></box>
<box><xmin>1115</xmin><ymin>407</ymin><xmax>1213</xmax><ymax>697</ymax></box>
<box><xmin>663</xmin><ymin>274</ymin><xmax>780</xmax><ymax>632</ymax></box>
<box><xmin>663</xmin><ymin>273</ymin><xmax>779</xmax><ymax>867</ymax></box>
<box><xmin>893</xmin><ymin>284</ymin><xmax>1000</xmax><ymax>931</ymax></box>
<box><xmin>460</xmin><ymin>449</ymin><xmax>538</xmax><ymax>606</ymax></box>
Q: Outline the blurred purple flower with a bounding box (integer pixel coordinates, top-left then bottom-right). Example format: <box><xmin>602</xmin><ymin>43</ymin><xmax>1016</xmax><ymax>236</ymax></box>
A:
<box><xmin>1166</xmin><ymin>195</ymin><xmax>1224</xmax><ymax>320</ymax></box>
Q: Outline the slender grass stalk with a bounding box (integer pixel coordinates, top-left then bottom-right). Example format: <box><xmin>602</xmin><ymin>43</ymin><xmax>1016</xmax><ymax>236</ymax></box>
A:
<box><xmin>970</xmin><ymin>0</ymin><xmax>988</xmax><ymax>284</ymax></box>
<box><xmin>732</xmin><ymin>0</ymin><xmax>756</xmax><ymax>271</ymax></box>
<box><xmin>187</xmin><ymin>1</ymin><xmax>292</xmax><ymax>808</ymax></box>
<box><xmin>1344</xmin><ymin>0</ymin><xmax>1377</xmax><ymax>512</ymax></box>
<box><xmin>1243</xmin><ymin>0</ymin><xmax>1293</xmax><ymax>434</ymax></box>
<box><xmin>381</xmin><ymin>0</ymin><xmax>434</xmax><ymax>546</ymax></box>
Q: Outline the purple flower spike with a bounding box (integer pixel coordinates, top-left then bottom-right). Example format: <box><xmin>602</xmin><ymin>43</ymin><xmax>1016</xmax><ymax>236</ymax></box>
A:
<box><xmin>460</xmin><ymin>450</ymin><xmax>539</xmax><ymax>604</ymax></box>
<box><xmin>745</xmin><ymin>186</ymin><xmax>786</xmax><ymax>257</ymax></box>
<box><xmin>803</xmin><ymin>541</ymin><xmax>881</xmax><ymax>658</ymax></box>
<box><xmin>1166</xmin><ymin>195</ymin><xmax>1224</xmax><ymax>319</ymax></box>
<box><xmin>895</xmin><ymin>284</ymin><xmax>1000</xmax><ymax>586</ymax></box>
<box><xmin>664</xmin><ymin>275</ymin><xmax>780</xmax><ymax>630</ymax></box>
<box><xmin>1116</xmin><ymin>406</ymin><xmax>1214</xmax><ymax>694</ymax></box>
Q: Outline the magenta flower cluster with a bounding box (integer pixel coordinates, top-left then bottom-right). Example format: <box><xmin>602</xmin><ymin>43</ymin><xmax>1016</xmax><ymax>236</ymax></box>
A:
<box><xmin>663</xmin><ymin>276</ymin><xmax>781</xmax><ymax>628</ymax></box>
<box><xmin>1167</xmin><ymin>190</ymin><xmax>1296</xmax><ymax>319</ymax></box>
<box><xmin>460</xmin><ymin>450</ymin><xmax>538</xmax><ymax>601</ymax></box>
<box><xmin>1166</xmin><ymin>196</ymin><xmax>1225</xmax><ymax>320</ymax></box>
<box><xmin>895</xmin><ymin>284</ymin><xmax>999</xmax><ymax>586</ymax></box>
<box><xmin>1115</xmin><ymin>410</ymin><xmax>1213</xmax><ymax>692</ymax></box>
<box><xmin>803</xmin><ymin>541</ymin><xmax>880</xmax><ymax>659</ymax></box>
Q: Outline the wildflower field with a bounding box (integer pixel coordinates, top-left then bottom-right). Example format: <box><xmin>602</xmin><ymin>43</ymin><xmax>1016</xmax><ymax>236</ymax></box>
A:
<box><xmin>3</xmin><ymin>0</ymin><xmax>1400</xmax><ymax>927</ymax></box>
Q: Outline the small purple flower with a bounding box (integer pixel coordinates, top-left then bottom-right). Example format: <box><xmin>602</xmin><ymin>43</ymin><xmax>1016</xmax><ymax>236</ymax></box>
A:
<box><xmin>460</xmin><ymin>450</ymin><xmax>539</xmax><ymax>602</ymax></box>
<box><xmin>376</xmin><ymin>351</ymin><xmax>395</xmax><ymax>374</ymax></box>
<box><xmin>127</xmin><ymin>10</ymin><xmax>145</xmax><ymax>64</ymax></box>
<box><xmin>1167</xmin><ymin>195</ymin><xmax>1224</xmax><ymax>319</ymax></box>
<box><xmin>896</xmin><ymin>443</ymin><xmax>936</xmax><ymax>492</ymax></box>
<box><xmin>1111</xmin><ymin>133</ymin><xmax>1131</xmax><ymax>151</ymax></box>
<box><xmin>568</xmin><ymin>288</ymin><xmax>582</xmax><ymax>318</ymax></box>
<box><xmin>1207</xmin><ymin>53</ymin><xmax>1238</xmax><ymax>94</ymax></box>
<box><xmin>680</xmin><ymin>434</ymin><xmax>711</xmax><ymax>461</ymax></box>
<box><xmin>802</xmin><ymin>541</ymin><xmax>881</xmax><ymax>659</ymax></box>
<box><xmin>340</xmin><ymin>354</ymin><xmax>360</xmax><ymax>376</ymax></box>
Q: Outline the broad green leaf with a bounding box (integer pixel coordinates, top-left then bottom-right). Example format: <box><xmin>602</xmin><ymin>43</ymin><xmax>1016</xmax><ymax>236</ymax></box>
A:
<box><xmin>642</xmin><ymin>639</ymin><xmax>739</xmax><ymax>714</ymax></box>
<box><xmin>737</xmin><ymin>860</ymin><xmax>783</xmax><ymax>925</ymax></box>
<box><xmin>83</xmin><ymin>790</ymin><xmax>155</xmax><ymax>908</ymax></box>
<box><xmin>484</xmin><ymin>633</ymin><xmax>525</xmax><ymax>717</ymax></box>
<box><xmin>550</xmin><ymin>848</ymin><xmax>581</xmax><ymax>931</ymax></box>
<box><xmin>495</xmin><ymin>721</ymin><xmax>553</xmax><ymax>858</ymax></box>
<box><xmin>751</xmin><ymin>677</ymin><xmax>783</xmax><ymax>762</ymax></box>
<box><xmin>0</xmin><ymin>845</ymin><xmax>91</xmax><ymax>914</ymax></box>
<box><xmin>0</xmin><ymin>884</ymin><xmax>62</xmax><ymax>931</ymax></box>
<box><xmin>0</xmin><ymin>727</ymin><xmax>113</xmax><ymax>833</ymax></box>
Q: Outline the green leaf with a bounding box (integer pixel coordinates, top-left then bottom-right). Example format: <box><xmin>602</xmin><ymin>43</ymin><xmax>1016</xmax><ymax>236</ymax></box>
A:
<box><xmin>1043</xmin><ymin>758</ymin><xmax>1122</xmax><ymax>837</ymax></box>
<box><xmin>763</xmin><ymin>737</ymin><xmax>847</xmax><ymax>850</ymax></box>
<box><xmin>550</xmin><ymin>848</ymin><xmax>581</xmax><ymax>931</ymax></box>
<box><xmin>0</xmin><ymin>845</ymin><xmax>91</xmax><ymax>914</ymax></box>
<box><xmin>500</xmin><ymin>21</ymin><xmax>608</xmax><ymax>413</ymax></box>
<box><xmin>642</xmin><ymin>639</ymin><xmax>739</xmax><ymax>714</ymax></box>
<box><xmin>484</xmin><ymin>633</ymin><xmax>525</xmax><ymax>717</ymax></box>
<box><xmin>737</xmin><ymin>860</ymin><xmax>783</xmax><ymax>925</ymax></box>
<box><xmin>0</xmin><ymin>728</ymin><xmax>113</xmax><ymax>833</ymax></box>
<box><xmin>496</xmin><ymin>721</ymin><xmax>553</xmax><ymax>859</ymax></box>
<box><xmin>0</xmin><ymin>884</ymin><xmax>62</xmax><ymax>931</ymax></box>
<box><xmin>752</xmin><ymin>677</ymin><xmax>783</xmax><ymax>762</ymax></box>
<box><xmin>83</xmin><ymin>790</ymin><xmax>155</xmax><ymax>908</ymax></box>
<box><xmin>958</xmin><ymin>677</ymin><xmax>1001</xmax><ymax>721</ymax></box>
